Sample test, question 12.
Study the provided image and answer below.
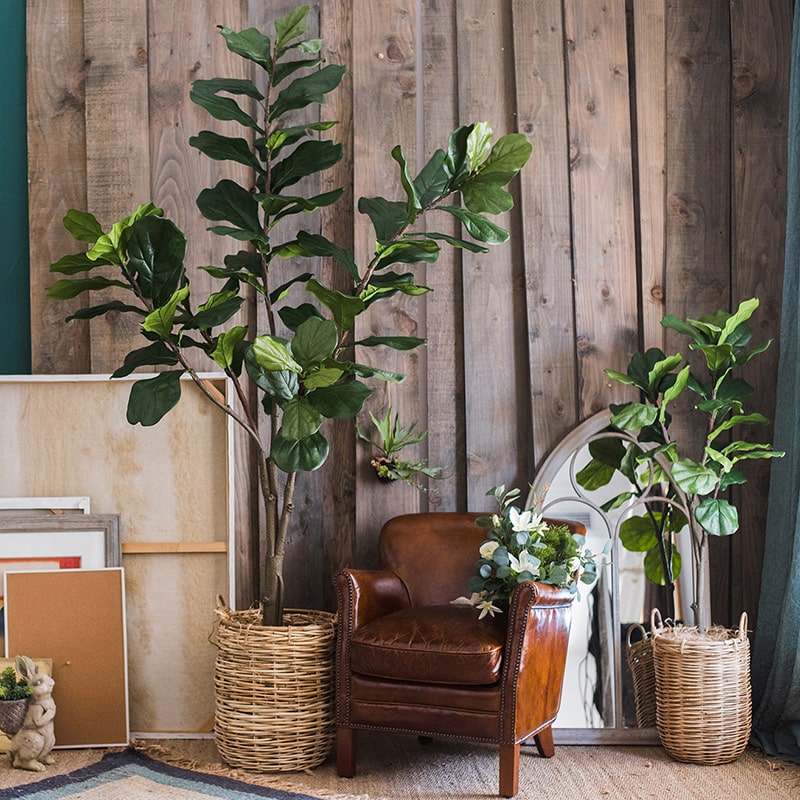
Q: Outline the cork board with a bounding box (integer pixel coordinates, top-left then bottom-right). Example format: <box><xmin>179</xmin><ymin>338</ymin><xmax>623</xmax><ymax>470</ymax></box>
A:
<box><xmin>0</xmin><ymin>375</ymin><xmax>234</xmax><ymax>734</ymax></box>
<box><xmin>4</xmin><ymin>568</ymin><xmax>128</xmax><ymax>747</ymax></box>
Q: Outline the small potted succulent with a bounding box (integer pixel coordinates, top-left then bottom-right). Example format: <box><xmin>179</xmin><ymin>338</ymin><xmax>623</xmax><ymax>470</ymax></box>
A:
<box><xmin>0</xmin><ymin>664</ymin><xmax>32</xmax><ymax>737</ymax></box>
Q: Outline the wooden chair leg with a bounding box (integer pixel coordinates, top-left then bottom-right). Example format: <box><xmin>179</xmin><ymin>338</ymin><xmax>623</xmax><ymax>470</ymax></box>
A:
<box><xmin>499</xmin><ymin>743</ymin><xmax>520</xmax><ymax>798</ymax></box>
<box><xmin>336</xmin><ymin>726</ymin><xmax>356</xmax><ymax>777</ymax></box>
<box><xmin>533</xmin><ymin>725</ymin><xmax>555</xmax><ymax>758</ymax></box>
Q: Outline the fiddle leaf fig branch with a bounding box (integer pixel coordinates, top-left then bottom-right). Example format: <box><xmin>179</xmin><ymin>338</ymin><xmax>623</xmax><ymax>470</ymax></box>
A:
<box><xmin>47</xmin><ymin>5</ymin><xmax>531</xmax><ymax>626</ymax></box>
<box><xmin>575</xmin><ymin>297</ymin><xmax>783</xmax><ymax>629</ymax></box>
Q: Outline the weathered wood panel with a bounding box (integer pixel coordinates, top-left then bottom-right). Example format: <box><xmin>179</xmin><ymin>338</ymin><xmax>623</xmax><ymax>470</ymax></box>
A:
<box><xmin>727</xmin><ymin>0</ymin><xmax>791</xmax><ymax>629</ymax></box>
<box><xmin>25</xmin><ymin>1</ymin><xmax>789</xmax><ymax>628</ymax></box>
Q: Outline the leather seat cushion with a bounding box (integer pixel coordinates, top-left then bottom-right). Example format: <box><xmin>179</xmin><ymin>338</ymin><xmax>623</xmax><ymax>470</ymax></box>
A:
<box><xmin>349</xmin><ymin>605</ymin><xmax>506</xmax><ymax>685</ymax></box>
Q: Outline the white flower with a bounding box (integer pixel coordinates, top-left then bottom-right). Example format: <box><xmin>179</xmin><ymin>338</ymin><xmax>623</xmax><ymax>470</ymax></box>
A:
<box><xmin>480</xmin><ymin>540</ymin><xmax>500</xmax><ymax>560</ymax></box>
<box><xmin>508</xmin><ymin>549</ymin><xmax>540</xmax><ymax>576</ymax></box>
<box><xmin>508</xmin><ymin>507</ymin><xmax>543</xmax><ymax>533</ymax></box>
<box><xmin>569</xmin><ymin>556</ymin><xmax>582</xmax><ymax>574</ymax></box>
<box><xmin>476</xmin><ymin>596</ymin><xmax>502</xmax><ymax>619</ymax></box>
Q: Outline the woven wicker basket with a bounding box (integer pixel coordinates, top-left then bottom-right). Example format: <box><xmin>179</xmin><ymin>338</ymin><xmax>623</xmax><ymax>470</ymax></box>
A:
<box><xmin>626</xmin><ymin>617</ymin><xmax>657</xmax><ymax>729</ymax></box>
<box><xmin>212</xmin><ymin>606</ymin><xmax>336</xmax><ymax>772</ymax></box>
<box><xmin>0</xmin><ymin>698</ymin><xmax>30</xmax><ymax>736</ymax></box>
<box><xmin>652</xmin><ymin>612</ymin><xmax>751</xmax><ymax>765</ymax></box>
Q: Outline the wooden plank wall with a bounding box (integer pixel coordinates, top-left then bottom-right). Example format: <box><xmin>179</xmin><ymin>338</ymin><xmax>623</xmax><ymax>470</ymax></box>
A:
<box><xmin>26</xmin><ymin>1</ymin><xmax>790</xmax><ymax>628</ymax></box>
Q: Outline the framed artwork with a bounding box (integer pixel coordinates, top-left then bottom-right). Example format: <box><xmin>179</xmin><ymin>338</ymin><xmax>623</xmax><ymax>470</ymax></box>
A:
<box><xmin>0</xmin><ymin>515</ymin><xmax>120</xmax><ymax>657</ymax></box>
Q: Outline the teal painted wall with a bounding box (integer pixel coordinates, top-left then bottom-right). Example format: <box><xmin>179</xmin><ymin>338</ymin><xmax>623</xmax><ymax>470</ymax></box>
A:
<box><xmin>0</xmin><ymin>1</ymin><xmax>30</xmax><ymax>373</ymax></box>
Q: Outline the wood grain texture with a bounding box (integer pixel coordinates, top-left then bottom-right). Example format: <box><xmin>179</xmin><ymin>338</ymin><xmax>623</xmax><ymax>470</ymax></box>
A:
<box><xmin>83</xmin><ymin>0</ymin><xmax>150</xmax><ymax>372</ymax></box>
<box><xmin>27</xmin><ymin>0</ymin><xmax>90</xmax><ymax>373</ymax></box>
<box><xmin>352</xmin><ymin>0</ymin><xmax>422</xmax><ymax>568</ymax></box>
<box><xmin>421</xmin><ymin>0</ymin><xmax>465</xmax><ymax>512</ymax></box>
<box><xmin>633</xmin><ymin>0</ymin><xmax>667</xmax><ymax>351</ymax></box>
<box><xmin>726</xmin><ymin>0</ymin><xmax>790</xmax><ymax>629</ymax></box>
<box><xmin>564</xmin><ymin>0</ymin><xmax>638</xmax><ymax>418</ymax></box>
<box><xmin>457</xmin><ymin>0</ymin><xmax>527</xmax><ymax>505</ymax></box>
<box><xmin>513</xmin><ymin>0</ymin><xmax>579</xmax><ymax>466</ymax></box>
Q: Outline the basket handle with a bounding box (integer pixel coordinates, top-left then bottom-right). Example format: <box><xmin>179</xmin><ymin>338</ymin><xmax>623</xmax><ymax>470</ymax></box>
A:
<box><xmin>738</xmin><ymin>611</ymin><xmax>749</xmax><ymax>639</ymax></box>
<box><xmin>650</xmin><ymin>607</ymin><xmax>664</xmax><ymax>636</ymax></box>
<box><xmin>626</xmin><ymin>622</ymin><xmax>648</xmax><ymax>649</ymax></box>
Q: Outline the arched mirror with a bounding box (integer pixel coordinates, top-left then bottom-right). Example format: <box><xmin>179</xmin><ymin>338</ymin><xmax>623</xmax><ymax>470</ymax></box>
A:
<box><xmin>527</xmin><ymin>411</ymin><xmax>702</xmax><ymax>743</ymax></box>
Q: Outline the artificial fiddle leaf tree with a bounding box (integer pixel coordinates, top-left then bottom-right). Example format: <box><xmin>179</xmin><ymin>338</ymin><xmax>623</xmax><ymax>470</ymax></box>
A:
<box><xmin>48</xmin><ymin>5</ymin><xmax>532</xmax><ymax>626</ymax></box>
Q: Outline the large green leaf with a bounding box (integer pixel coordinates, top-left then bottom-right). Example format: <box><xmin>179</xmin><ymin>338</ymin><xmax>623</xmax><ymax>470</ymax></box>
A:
<box><xmin>142</xmin><ymin>286</ymin><xmax>189</xmax><ymax>338</ymax></box>
<box><xmin>63</xmin><ymin>209</ymin><xmax>104</xmax><ymax>243</ymax></box>
<box><xmin>479</xmin><ymin>132</ymin><xmax>532</xmax><ymax>177</ymax></box>
<box><xmin>610</xmin><ymin>402</ymin><xmax>658</xmax><ymax>431</ymax></box>
<box><xmin>269</xmin><ymin>64</ymin><xmax>346</xmax><ymax>121</ymax></box>
<box><xmin>644</xmin><ymin>546</ymin><xmax>681</xmax><ymax>585</ymax></box>
<box><xmin>126</xmin><ymin>370</ymin><xmax>185</xmax><ymax>426</ymax></box>
<box><xmin>446</xmin><ymin>125</ymin><xmax>472</xmax><ymax>183</ymax></box>
<box><xmin>374</xmin><ymin>239</ymin><xmax>440</xmax><ymax>270</ymax></box>
<box><xmin>461</xmin><ymin>176</ymin><xmax>513</xmax><ymax>215</ymax></box>
<box><xmin>307</xmin><ymin>380</ymin><xmax>372</xmax><ymax>419</ymax></box>
<box><xmin>190</xmin><ymin>78</ymin><xmax>263</xmax><ymax>129</ymax></box>
<box><xmin>128</xmin><ymin>216</ymin><xmax>187</xmax><ymax>307</ymax></box>
<box><xmin>467</xmin><ymin>122</ymin><xmax>493</xmax><ymax>170</ymax></box>
<box><xmin>50</xmin><ymin>252</ymin><xmax>109</xmax><ymax>275</ymax></box>
<box><xmin>252</xmin><ymin>335</ymin><xmax>303</xmax><ymax>373</ymax></box>
<box><xmin>695</xmin><ymin>497</ymin><xmax>739</xmax><ymax>536</ymax></box>
<box><xmin>111</xmin><ymin>341</ymin><xmax>179</xmax><ymax>378</ymax></box>
<box><xmin>306</xmin><ymin>279</ymin><xmax>364</xmax><ymax>332</ymax></box>
<box><xmin>438</xmin><ymin>206</ymin><xmax>509</xmax><ymax>244</ymax></box>
<box><xmin>358</xmin><ymin>197</ymin><xmax>409</xmax><ymax>241</ymax></box>
<box><xmin>295</xmin><ymin>231</ymin><xmax>359</xmax><ymax>280</ymax></box>
<box><xmin>619</xmin><ymin>515</ymin><xmax>659</xmax><ymax>552</ymax></box>
<box><xmin>218</xmin><ymin>26</ymin><xmax>271</xmax><ymax>71</ymax></box>
<box><xmin>184</xmin><ymin>292</ymin><xmax>245</xmax><ymax>329</ymax></box>
<box><xmin>211</xmin><ymin>326</ymin><xmax>248</xmax><ymax>370</ymax></box>
<box><xmin>46</xmin><ymin>276</ymin><xmax>131</xmax><ymax>300</ymax></box>
<box><xmin>718</xmin><ymin>297</ymin><xmax>759</xmax><ymax>346</ymax></box>
<box><xmin>355</xmin><ymin>335</ymin><xmax>426</xmax><ymax>351</ymax></box>
<box><xmin>671</xmin><ymin>459</ymin><xmax>719</xmax><ymax>495</ymax></box>
<box><xmin>292</xmin><ymin>317</ymin><xmax>338</xmax><ymax>369</ymax></box>
<box><xmin>188</xmin><ymin>130</ymin><xmax>262</xmax><ymax>172</ymax></box>
<box><xmin>270</xmin><ymin>139</ymin><xmax>342</xmax><ymax>192</ymax></box>
<box><xmin>271</xmin><ymin>430</ymin><xmax>329</xmax><ymax>472</ymax></box>
<box><xmin>274</xmin><ymin>5</ymin><xmax>310</xmax><ymax>51</ymax></box>
<box><xmin>575</xmin><ymin>458</ymin><xmax>617</xmax><ymax>491</ymax></box>
<box><xmin>196</xmin><ymin>180</ymin><xmax>264</xmax><ymax>242</ymax></box>
<box><xmin>281</xmin><ymin>396</ymin><xmax>323</xmax><ymax>440</ymax></box>
<box><xmin>65</xmin><ymin>300</ymin><xmax>146</xmax><ymax>322</ymax></box>
<box><xmin>391</xmin><ymin>144</ymin><xmax>421</xmax><ymax>220</ymax></box>
<box><xmin>413</xmin><ymin>149</ymin><xmax>451</xmax><ymax>207</ymax></box>
<box><xmin>245</xmin><ymin>346</ymin><xmax>299</xmax><ymax>403</ymax></box>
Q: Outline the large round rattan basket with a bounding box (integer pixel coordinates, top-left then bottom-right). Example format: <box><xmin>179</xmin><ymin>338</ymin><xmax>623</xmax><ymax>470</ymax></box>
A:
<box><xmin>652</xmin><ymin>613</ymin><xmax>751</xmax><ymax>765</ymax></box>
<box><xmin>212</xmin><ymin>605</ymin><xmax>336</xmax><ymax>772</ymax></box>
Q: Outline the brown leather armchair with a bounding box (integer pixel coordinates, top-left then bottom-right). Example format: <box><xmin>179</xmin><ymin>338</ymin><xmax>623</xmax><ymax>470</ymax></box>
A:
<box><xmin>334</xmin><ymin>512</ymin><xmax>577</xmax><ymax>797</ymax></box>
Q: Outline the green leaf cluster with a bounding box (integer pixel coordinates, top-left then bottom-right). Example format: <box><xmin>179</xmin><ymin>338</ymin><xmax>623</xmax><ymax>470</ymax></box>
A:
<box><xmin>575</xmin><ymin>298</ymin><xmax>783</xmax><ymax>592</ymax></box>
<box><xmin>48</xmin><ymin>5</ymin><xmax>531</xmax><ymax>478</ymax></box>
<box><xmin>0</xmin><ymin>667</ymin><xmax>32</xmax><ymax>701</ymax></box>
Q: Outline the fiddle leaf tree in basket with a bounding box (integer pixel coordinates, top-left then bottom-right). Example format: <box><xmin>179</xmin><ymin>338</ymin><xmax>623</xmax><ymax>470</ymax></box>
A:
<box><xmin>47</xmin><ymin>5</ymin><xmax>532</xmax><ymax>626</ymax></box>
<box><xmin>575</xmin><ymin>297</ymin><xmax>783</xmax><ymax>629</ymax></box>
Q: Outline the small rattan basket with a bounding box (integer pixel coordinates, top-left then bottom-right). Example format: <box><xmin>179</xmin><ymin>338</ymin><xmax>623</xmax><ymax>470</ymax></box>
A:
<box><xmin>626</xmin><ymin>611</ymin><xmax>661</xmax><ymax>729</ymax></box>
<box><xmin>0</xmin><ymin>698</ymin><xmax>30</xmax><ymax>736</ymax></box>
<box><xmin>211</xmin><ymin>605</ymin><xmax>336</xmax><ymax>772</ymax></box>
<box><xmin>652</xmin><ymin>612</ymin><xmax>751</xmax><ymax>765</ymax></box>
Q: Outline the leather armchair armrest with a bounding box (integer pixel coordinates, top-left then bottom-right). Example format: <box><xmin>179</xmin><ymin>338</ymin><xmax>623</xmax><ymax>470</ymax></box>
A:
<box><xmin>334</xmin><ymin>568</ymin><xmax>410</xmax><ymax>632</ymax></box>
<box><xmin>500</xmin><ymin>581</ymin><xmax>575</xmax><ymax>743</ymax></box>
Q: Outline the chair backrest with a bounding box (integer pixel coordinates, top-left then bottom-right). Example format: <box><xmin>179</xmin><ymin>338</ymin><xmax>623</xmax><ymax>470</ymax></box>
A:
<box><xmin>378</xmin><ymin>512</ymin><xmax>487</xmax><ymax>607</ymax></box>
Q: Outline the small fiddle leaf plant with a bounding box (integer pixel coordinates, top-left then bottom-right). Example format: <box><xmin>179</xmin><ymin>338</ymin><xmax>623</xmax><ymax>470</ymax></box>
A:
<box><xmin>461</xmin><ymin>485</ymin><xmax>599</xmax><ymax>619</ymax></box>
<box><xmin>576</xmin><ymin>297</ymin><xmax>783</xmax><ymax>629</ymax></box>
<box><xmin>356</xmin><ymin>406</ymin><xmax>443</xmax><ymax>491</ymax></box>
<box><xmin>47</xmin><ymin>6</ymin><xmax>532</xmax><ymax>626</ymax></box>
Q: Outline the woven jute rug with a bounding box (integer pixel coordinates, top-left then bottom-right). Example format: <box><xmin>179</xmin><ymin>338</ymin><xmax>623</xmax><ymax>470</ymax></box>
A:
<box><xmin>1</xmin><ymin>734</ymin><xmax>799</xmax><ymax>799</ymax></box>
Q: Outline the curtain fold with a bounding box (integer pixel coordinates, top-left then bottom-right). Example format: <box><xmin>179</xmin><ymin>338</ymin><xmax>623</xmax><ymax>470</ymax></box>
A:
<box><xmin>750</xmin><ymin>0</ymin><xmax>800</xmax><ymax>764</ymax></box>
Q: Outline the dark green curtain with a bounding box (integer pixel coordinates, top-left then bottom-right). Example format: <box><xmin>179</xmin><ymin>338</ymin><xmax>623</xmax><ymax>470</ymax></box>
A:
<box><xmin>0</xmin><ymin>0</ymin><xmax>30</xmax><ymax>373</ymax></box>
<box><xmin>751</xmin><ymin>0</ymin><xmax>800</xmax><ymax>764</ymax></box>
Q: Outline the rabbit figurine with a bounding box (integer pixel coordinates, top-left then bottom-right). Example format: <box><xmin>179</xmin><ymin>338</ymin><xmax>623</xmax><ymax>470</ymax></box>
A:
<box><xmin>9</xmin><ymin>655</ymin><xmax>56</xmax><ymax>771</ymax></box>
